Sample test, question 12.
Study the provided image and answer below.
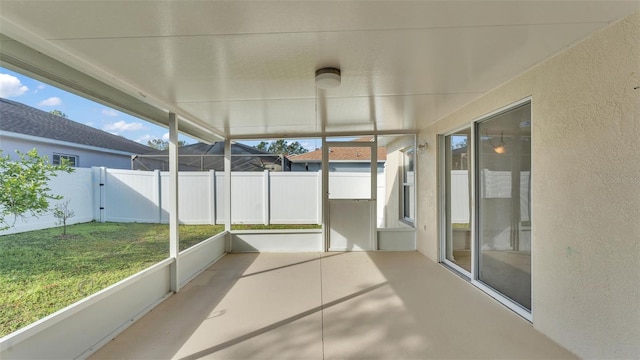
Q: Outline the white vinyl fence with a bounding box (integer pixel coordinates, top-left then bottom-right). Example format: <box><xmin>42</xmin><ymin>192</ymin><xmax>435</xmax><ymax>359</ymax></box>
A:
<box><xmin>1</xmin><ymin>167</ymin><xmax>531</xmax><ymax>236</ymax></box>
<box><xmin>1</xmin><ymin>168</ymin><xmax>387</xmax><ymax>235</ymax></box>
<box><xmin>451</xmin><ymin>170</ymin><xmax>531</xmax><ymax>223</ymax></box>
<box><xmin>0</xmin><ymin>168</ymin><xmax>96</xmax><ymax>235</ymax></box>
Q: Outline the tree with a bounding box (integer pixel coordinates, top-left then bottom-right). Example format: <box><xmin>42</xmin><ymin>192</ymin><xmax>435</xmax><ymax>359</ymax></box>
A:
<box><xmin>0</xmin><ymin>149</ymin><xmax>74</xmax><ymax>230</ymax></box>
<box><xmin>453</xmin><ymin>138</ymin><xmax>468</xmax><ymax>149</ymax></box>
<box><xmin>255</xmin><ymin>139</ymin><xmax>309</xmax><ymax>155</ymax></box>
<box><xmin>147</xmin><ymin>138</ymin><xmax>186</xmax><ymax>150</ymax></box>
<box><xmin>53</xmin><ymin>199</ymin><xmax>75</xmax><ymax>236</ymax></box>
<box><xmin>49</xmin><ymin>109</ymin><xmax>68</xmax><ymax>118</ymax></box>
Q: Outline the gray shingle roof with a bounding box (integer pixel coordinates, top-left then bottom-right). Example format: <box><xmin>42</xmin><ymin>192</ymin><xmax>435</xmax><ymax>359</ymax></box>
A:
<box><xmin>0</xmin><ymin>97</ymin><xmax>153</xmax><ymax>154</ymax></box>
<box><xmin>135</xmin><ymin>142</ymin><xmax>291</xmax><ymax>171</ymax></box>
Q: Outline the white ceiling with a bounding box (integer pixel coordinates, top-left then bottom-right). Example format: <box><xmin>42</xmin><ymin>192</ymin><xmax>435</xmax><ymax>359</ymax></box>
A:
<box><xmin>1</xmin><ymin>1</ymin><xmax>638</xmax><ymax>141</ymax></box>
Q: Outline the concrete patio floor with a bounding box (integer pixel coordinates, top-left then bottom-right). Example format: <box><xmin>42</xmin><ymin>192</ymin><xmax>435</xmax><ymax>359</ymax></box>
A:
<box><xmin>91</xmin><ymin>252</ymin><xmax>575</xmax><ymax>359</ymax></box>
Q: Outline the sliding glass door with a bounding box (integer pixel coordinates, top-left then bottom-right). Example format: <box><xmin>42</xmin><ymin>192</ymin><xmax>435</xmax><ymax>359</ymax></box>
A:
<box><xmin>476</xmin><ymin>102</ymin><xmax>532</xmax><ymax>311</ymax></box>
<box><xmin>440</xmin><ymin>100</ymin><xmax>532</xmax><ymax>315</ymax></box>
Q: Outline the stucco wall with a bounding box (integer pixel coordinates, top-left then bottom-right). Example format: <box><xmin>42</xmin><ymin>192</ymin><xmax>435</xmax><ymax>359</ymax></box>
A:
<box><xmin>0</xmin><ymin>136</ymin><xmax>133</xmax><ymax>169</ymax></box>
<box><xmin>416</xmin><ymin>11</ymin><xmax>639</xmax><ymax>359</ymax></box>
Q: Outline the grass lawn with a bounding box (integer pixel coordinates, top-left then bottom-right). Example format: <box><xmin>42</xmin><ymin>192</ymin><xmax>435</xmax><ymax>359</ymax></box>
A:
<box><xmin>0</xmin><ymin>222</ymin><xmax>223</xmax><ymax>337</ymax></box>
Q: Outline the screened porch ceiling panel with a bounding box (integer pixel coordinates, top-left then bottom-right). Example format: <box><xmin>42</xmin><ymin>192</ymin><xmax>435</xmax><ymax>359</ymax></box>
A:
<box><xmin>0</xmin><ymin>1</ymin><xmax>638</xmax><ymax>140</ymax></box>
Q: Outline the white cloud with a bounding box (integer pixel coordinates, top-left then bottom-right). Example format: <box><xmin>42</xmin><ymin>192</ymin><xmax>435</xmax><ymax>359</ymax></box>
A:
<box><xmin>103</xmin><ymin>120</ymin><xmax>144</xmax><ymax>132</ymax></box>
<box><xmin>135</xmin><ymin>134</ymin><xmax>154</xmax><ymax>143</ymax></box>
<box><xmin>38</xmin><ymin>97</ymin><xmax>62</xmax><ymax>106</ymax></box>
<box><xmin>34</xmin><ymin>83</ymin><xmax>46</xmax><ymax>94</ymax></box>
<box><xmin>101</xmin><ymin>108</ymin><xmax>119</xmax><ymax>117</ymax></box>
<box><xmin>0</xmin><ymin>73</ymin><xmax>29</xmax><ymax>98</ymax></box>
<box><xmin>162</xmin><ymin>132</ymin><xmax>170</xmax><ymax>141</ymax></box>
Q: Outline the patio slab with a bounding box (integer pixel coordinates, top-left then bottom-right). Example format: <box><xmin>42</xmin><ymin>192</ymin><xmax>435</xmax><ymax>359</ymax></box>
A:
<box><xmin>91</xmin><ymin>252</ymin><xmax>575</xmax><ymax>359</ymax></box>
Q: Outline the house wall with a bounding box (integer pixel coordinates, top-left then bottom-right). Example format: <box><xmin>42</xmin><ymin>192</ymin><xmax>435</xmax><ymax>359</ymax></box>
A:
<box><xmin>415</xmin><ymin>11</ymin><xmax>639</xmax><ymax>359</ymax></box>
<box><xmin>0</xmin><ymin>135</ymin><xmax>133</xmax><ymax>169</ymax></box>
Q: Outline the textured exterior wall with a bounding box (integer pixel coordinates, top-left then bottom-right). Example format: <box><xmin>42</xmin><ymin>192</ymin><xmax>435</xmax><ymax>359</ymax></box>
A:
<box><xmin>416</xmin><ymin>11</ymin><xmax>640</xmax><ymax>358</ymax></box>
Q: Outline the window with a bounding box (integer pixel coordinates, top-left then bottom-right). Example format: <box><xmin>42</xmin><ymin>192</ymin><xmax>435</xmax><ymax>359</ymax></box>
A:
<box><xmin>53</xmin><ymin>153</ymin><xmax>78</xmax><ymax>167</ymax></box>
<box><xmin>401</xmin><ymin>147</ymin><xmax>415</xmax><ymax>223</ymax></box>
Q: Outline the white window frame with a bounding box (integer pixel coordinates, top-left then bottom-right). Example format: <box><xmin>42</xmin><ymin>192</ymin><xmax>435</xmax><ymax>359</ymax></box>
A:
<box><xmin>400</xmin><ymin>147</ymin><xmax>415</xmax><ymax>225</ymax></box>
<box><xmin>53</xmin><ymin>153</ymin><xmax>78</xmax><ymax>167</ymax></box>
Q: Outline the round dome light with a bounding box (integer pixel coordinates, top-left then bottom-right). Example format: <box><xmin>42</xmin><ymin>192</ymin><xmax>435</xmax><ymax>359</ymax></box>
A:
<box><xmin>315</xmin><ymin>67</ymin><xmax>341</xmax><ymax>89</ymax></box>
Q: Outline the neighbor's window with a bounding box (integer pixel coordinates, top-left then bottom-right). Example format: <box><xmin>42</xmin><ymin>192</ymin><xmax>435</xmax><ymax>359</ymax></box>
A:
<box><xmin>53</xmin><ymin>153</ymin><xmax>78</xmax><ymax>167</ymax></box>
<box><xmin>401</xmin><ymin>147</ymin><xmax>415</xmax><ymax>223</ymax></box>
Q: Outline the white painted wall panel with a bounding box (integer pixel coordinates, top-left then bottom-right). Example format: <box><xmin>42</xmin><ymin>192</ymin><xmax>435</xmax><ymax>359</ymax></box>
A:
<box><xmin>178</xmin><ymin>233</ymin><xmax>226</xmax><ymax>286</ymax></box>
<box><xmin>329</xmin><ymin>172</ymin><xmax>371</xmax><ymax>199</ymax></box>
<box><xmin>231</xmin><ymin>230</ymin><xmax>322</xmax><ymax>252</ymax></box>
<box><xmin>329</xmin><ymin>199</ymin><xmax>373</xmax><ymax>251</ymax></box>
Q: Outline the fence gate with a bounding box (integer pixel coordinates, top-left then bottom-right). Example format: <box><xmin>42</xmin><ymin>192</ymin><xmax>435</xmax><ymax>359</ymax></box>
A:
<box><xmin>323</xmin><ymin>139</ymin><xmax>377</xmax><ymax>251</ymax></box>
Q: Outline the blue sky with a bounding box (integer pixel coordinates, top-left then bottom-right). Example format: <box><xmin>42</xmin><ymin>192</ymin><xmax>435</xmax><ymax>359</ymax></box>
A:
<box><xmin>0</xmin><ymin>66</ymin><xmax>198</xmax><ymax>146</ymax></box>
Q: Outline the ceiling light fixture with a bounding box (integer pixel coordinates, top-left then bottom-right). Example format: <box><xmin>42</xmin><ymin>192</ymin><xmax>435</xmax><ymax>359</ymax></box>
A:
<box><xmin>315</xmin><ymin>67</ymin><xmax>341</xmax><ymax>89</ymax></box>
<box><xmin>487</xmin><ymin>130</ymin><xmax>507</xmax><ymax>154</ymax></box>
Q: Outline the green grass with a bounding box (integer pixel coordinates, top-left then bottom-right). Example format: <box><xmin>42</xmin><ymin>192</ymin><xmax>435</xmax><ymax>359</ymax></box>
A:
<box><xmin>0</xmin><ymin>222</ymin><xmax>223</xmax><ymax>337</ymax></box>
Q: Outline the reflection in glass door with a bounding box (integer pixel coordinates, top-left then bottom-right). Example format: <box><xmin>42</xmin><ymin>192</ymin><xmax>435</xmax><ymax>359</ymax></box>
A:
<box><xmin>476</xmin><ymin>102</ymin><xmax>532</xmax><ymax>311</ymax></box>
<box><xmin>443</xmin><ymin>128</ymin><xmax>472</xmax><ymax>274</ymax></box>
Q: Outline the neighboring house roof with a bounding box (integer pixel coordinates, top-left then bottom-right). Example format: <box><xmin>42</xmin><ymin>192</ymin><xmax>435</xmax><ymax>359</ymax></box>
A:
<box><xmin>0</xmin><ymin>97</ymin><xmax>152</xmax><ymax>154</ymax></box>
<box><xmin>133</xmin><ymin>142</ymin><xmax>291</xmax><ymax>171</ymax></box>
<box><xmin>289</xmin><ymin>137</ymin><xmax>387</xmax><ymax>163</ymax></box>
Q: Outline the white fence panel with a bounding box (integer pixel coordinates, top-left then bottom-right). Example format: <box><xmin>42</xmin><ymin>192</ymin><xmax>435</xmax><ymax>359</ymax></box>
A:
<box><xmin>105</xmin><ymin>169</ymin><xmax>159</xmax><ymax>223</ymax></box>
<box><xmin>451</xmin><ymin>170</ymin><xmax>531</xmax><ymax>224</ymax></box>
<box><xmin>0</xmin><ymin>168</ymin><xmax>95</xmax><ymax>235</ymax></box>
<box><xmin>270</xmin><ymin>172</ymin><xmax>320</xmax><ymax>224</ymax></box>
<box><xmin>232</xmin><ymin>172</ymin><xmax>266</xmax><ymax>224</ymax></box>
<box><xmin>215</xmin><ymin>172</ymin><xmax>266</xmax><ymax>224</ymax></box>
<box><xmin>451</xmin><ymin>170</ymin><xmax>471</xmax><ymax>224</ymax></box>
<box><xmin>160</xmin><ymin>172</ymin><xmax>212</xmax><ymax>224</ymax></box>
<box><xmin>215</xmin><ymin>172</ymin><xmax>225</xmax><ymax>224</ymax></box>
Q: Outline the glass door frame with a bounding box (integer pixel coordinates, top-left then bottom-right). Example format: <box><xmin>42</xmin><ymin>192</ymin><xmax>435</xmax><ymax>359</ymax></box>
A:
<box><xmin>438</xmin><ymin>125</ymin><xmax>476</xmax><ymax>278</ymax></box>
<box><xmin>438</xmin><ymin>97</ymin><xmax>533</xmax><ymax>322</ymax></box>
